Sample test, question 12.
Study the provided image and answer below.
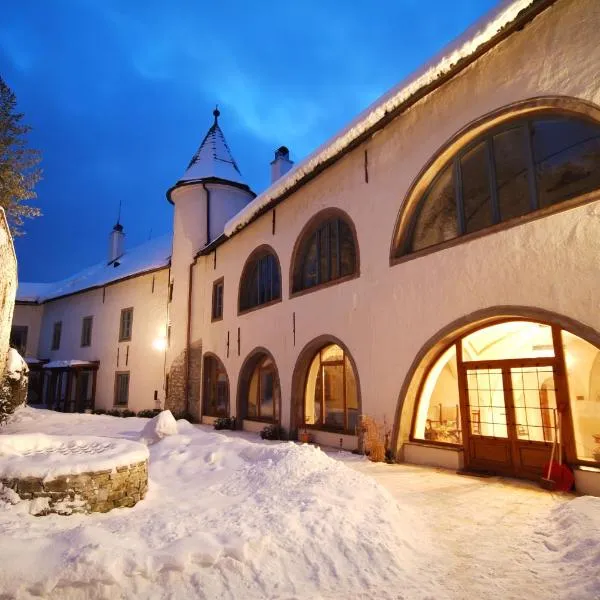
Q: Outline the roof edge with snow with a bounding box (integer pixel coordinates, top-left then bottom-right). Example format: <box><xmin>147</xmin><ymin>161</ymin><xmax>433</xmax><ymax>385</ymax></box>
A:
<box><xmin>219</xmin><ymin>0</ymin><xmax>556</xmax><ymax>243</ymax></box>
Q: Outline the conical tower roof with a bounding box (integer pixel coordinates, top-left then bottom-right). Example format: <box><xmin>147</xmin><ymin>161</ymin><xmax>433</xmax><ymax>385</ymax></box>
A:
<box><xmin>178</xmin><ymin>107</ymin><xmax>246</xmax><ymax>186</ymax></box>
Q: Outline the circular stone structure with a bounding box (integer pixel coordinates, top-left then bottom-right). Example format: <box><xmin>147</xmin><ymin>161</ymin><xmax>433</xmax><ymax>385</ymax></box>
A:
<box><xmin>0</xmin><ymin>434</ymin><xmax>149</xmax><ymax>515</ymax></box>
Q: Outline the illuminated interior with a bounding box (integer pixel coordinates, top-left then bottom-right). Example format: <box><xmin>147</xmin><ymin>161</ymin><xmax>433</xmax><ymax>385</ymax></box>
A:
<box><xmin>413</xmin><ymin>320</ymin><xmax>600</xmax><ymax>464</ymax></box>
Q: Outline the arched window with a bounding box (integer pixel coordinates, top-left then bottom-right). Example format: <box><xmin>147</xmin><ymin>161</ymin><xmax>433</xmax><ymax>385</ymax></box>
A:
<box><xmin>304</xmin><ymin>344</ymin><xmax>359</xmax><ymax>433</ymax></box>
<box><xmin>202</xmin><ymin>354</ymin><xmax>229</xmax><ymax>417</ymax></box>
<box><xmin>396</xmin><ymin>112</ymin><xmax>600</xmax><ymax>256</ymax></box>
<box><xmin>246</xmin><ymin>355</ymin><xmax>280</xmax><ymax>422</ymax></box>
<box><xmin>239</xmin><ymin>247</ymin><xmax>281</xmax><ymax>313</ymax></box>
<box><xmin>292</xmin><ymin>212</ymin><xmax>357</xmax><ymax>294</ymax></box>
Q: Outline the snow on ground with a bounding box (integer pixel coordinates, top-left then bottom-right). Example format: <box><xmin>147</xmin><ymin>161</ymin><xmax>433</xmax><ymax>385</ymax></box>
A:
<box><xmin>0</xmin><ymin>407</ymin><xmax>599</xmax><ymax>599</ymax></box>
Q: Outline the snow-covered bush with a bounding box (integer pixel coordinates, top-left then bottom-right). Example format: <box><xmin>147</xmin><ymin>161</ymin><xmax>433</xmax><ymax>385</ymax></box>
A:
<box><xmin>214</xmin><ymin>416</ymin><xmax>236</xmax><ymax>430</ymax></box>
<box><xmin>260</xmin><ymin>424</ymin><xmax>287</xmax><ymax>440</ymax></box>
<box><xmin>0</xmin><ymin>348</ymin><xmax>29</xmax><ymax>424</ymax></box>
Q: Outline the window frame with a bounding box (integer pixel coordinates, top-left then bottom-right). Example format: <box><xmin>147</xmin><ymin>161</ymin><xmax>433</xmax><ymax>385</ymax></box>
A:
<box><xmin>10</xmin><ymin>325</ymin><xmax>28</xmax><ymax>356</ymax></box>
<box><xmin>390</xmin><ymin>100</ymin><xmax>600</xmax><ymax>266</ymax></box>
<box><xmin>247</xmin><ymin>358</ymin><xmax>279</xmax><ymax>422</ymax></box>
<box><xmin>119</xmin><ymin>307</ymin><xmax>134</xmax><ymax>342</ymax></box>
<box><xmin>211</xmin><ymin>277</ymin><xmax>224</xmax><ymax>322</ymax></box>
<box><xmin>81</xmin><ymin>316</ymin><xmax>93</xmax><ymax>347</ymax></box>
<box><xmin>51</xmin><ymin>321</ymin><xmax>62</xmax><ymax>351</ymax></box>
<box><xmin>290</xmin><ymin>208</ymin><xmax>360</xmax><ymax>299</ymax></box>
<box><xmin>303</xmin><ymin>345</ymin><xmax>359</xmax><ymax>435</ymax></box>
<box><xmin>114</xmin><ymin>371</ymin><xmax>130</xmax><ymax>407</ymax></box>
<box><xmin>238</xmin><ymin>245</ymin><xmax>282</xmax><ymax>315</ymax></box>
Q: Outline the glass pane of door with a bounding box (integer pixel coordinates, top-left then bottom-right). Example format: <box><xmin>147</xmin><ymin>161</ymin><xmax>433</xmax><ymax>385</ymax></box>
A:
<box><xmin>510</xmin><ymin>366</ymin><xmax>556</xmax><ymax>442</ymax></box>
<box><xmin>466</xmin><ymin>368</ymin><xmax>508</xmax><ymax>438</ymax></box>
<box><xmin>323</xmin><ymin>364</ymin><xmax>344</xmax><ymax>429</ymax></box>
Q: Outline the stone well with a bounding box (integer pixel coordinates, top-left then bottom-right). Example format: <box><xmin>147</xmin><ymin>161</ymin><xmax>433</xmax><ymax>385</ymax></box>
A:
<box><xmin>0</xmin><ymin>434</ymin><xmax>149</xmax><ymax>515</ymax></box>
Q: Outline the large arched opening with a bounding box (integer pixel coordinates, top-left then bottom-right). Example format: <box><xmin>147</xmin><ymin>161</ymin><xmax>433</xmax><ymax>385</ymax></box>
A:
<box><xmin>237</xmin><ymin>347</ymin><xmax>281</xmax><ymax>427</ymax></box>
<box><xmin>291</xmin><ymin>335</ymin><xmax>361</xmax><ymax>448</ymax></box>
<box><xmin>394</xmin><ymin>307</ymin><xmax>600</xmax><ymax>480</ymax></box>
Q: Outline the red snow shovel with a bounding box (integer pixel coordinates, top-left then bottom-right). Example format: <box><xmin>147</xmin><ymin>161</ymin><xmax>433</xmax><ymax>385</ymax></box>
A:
<box><xmin>540</xmin><ymin>410</ymin><xmax>574</xmax><ymax>492</ymax></box>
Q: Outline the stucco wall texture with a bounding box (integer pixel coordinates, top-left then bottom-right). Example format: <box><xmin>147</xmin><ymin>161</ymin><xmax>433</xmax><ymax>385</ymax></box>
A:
<box><xmin>184</xmin><ymin>0</ymin><xmax>600</xmax><ymax>447</ymax></box>
<box><xmin>0</xmin><ymin>209</ymin><xmax>17</xmax><ymax>379</ymax></box>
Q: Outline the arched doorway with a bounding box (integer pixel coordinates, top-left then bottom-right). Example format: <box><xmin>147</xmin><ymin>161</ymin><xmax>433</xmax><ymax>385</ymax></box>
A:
<box><xmin>291</xmin><ymin>336</ymin><xmax>361</xmax><ymax>438</ymax></box>
<box><xmin>237</xmin><ymin>348</ymin><xmax>281</xmax><ymax>425</ymax></box>
<box><xmin>202</xmin><ymin>353</ymin><xmax>229</xmax><ymax>418</ymax></box>
<box><xmin>401</xmin><ymin>315</ymin><xmax>600</xmax><ymax>479</ymax></box>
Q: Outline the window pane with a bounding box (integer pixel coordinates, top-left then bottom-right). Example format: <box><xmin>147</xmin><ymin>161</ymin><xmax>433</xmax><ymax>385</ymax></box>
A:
<box><xmin>304</xmin><ymin>352</ymin><xmax>322</xmax><ymax>426</ymax></box>
<box><xmin>533</xmin><ymin>117</ymin><xmax>600</xmax><ymax>208</ymax></box>
<box><xmin>339</xmin><ymin>220</ymin><xmax>356</xmax><ymax>277</ymax></box>
<box><xmin>319</xmin><ymin>224</ymin><xmax>330</xmax><ymax>284</ymax></box>
<box><xmin>301</xmin><ymin>235</ymin><xmax>318</xmax><ymax>289</ymax></box>
<box><xmin>493</xmin><ymin>125</ymin><xmax>532</xmax><ymax>221</ymax></box>
<box><xmin>410</xmin><ymin>163</ymin><xmax>457</xmax><ymax>252</ymax></box>
<box><xmin>461</xmin><ymin>140</ymin><xmax>493</xmax><ymax>234</ymax></box>
<box><xmin>321</xmin><ymin>344</ymin><xmax>344</xmax><ymax>363</ymax></box>
<box><xmin>260</xmin><ymin>370</ymin><xmax>274</xmax><ymax>418</ymax></box>
<box><xmin>323</xmin><ymin>364</ymin><xmax>345</xmax><ymax>429</ymax></box>
<box><xmin>345</xmin><ymin>356</ymin><xmax>359</xmax><ymax>433</ymax></box>
<box><xmin>511</xmin><ymin>367</ymin><xmax>556</xmax><ymax>442</ymax></box>
<box><xmin>562</xmin><ymin>330</ymin><xmax>600</xmax><ymax>463</ymax></box>
<box><xmin>248</xmin><ymin>369</ymin><xmax>259</xmax><ymax>417</ymax></box>
<box><xmin>413</xmin><ymin>345</ymin><xmax>462</xmax><ymax>444</ymax></box>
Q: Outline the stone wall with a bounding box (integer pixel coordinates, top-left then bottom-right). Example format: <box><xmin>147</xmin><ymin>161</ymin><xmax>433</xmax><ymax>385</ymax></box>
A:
<box><xmin>0</xmin><ymin>208</ymin><xmax>17</xmax><ymax>380</ymax></box>
<box><xmin>1</xmin><ymin>459</ymin><xmax>148</xmax><ymax>515</ymax></box>
<box><xmin>165</xmin><ymin>341</ymin><xmax>202</xmax><ymax>420</ymax></box>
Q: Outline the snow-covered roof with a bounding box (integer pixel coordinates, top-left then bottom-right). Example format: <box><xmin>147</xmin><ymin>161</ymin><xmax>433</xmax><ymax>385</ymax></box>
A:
<box><xmin>17</xmin><ymin>233</ymin><xmax>172</xmax><ymax>303</ymax></box>
<box><xmin>223</xmin><ymin>0</ymin><xmax>550</xmax><ymax>238</ymax></box>
<box><xmin>43</xmin><ymin>360</ymin><xmax>97</xmax><ymax>369</ymax></box>
<box><xmin>177</xmin><ymin>108</ymin><xmax>246</xmax><ymax>187</ymax></box>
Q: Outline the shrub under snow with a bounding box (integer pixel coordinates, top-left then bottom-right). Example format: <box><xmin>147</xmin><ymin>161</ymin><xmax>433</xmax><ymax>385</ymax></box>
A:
<box><xmin>0</xmin><ymin>349</ymin><xmax>28</xmax><ymax>424</ymax></box>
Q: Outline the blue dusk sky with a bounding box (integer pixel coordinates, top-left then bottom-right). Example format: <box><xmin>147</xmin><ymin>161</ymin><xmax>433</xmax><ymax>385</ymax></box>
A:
<box><xmin>2</xmin><ymin>0</ymin><xmax>496</xmax><ymax>282</ymax></box>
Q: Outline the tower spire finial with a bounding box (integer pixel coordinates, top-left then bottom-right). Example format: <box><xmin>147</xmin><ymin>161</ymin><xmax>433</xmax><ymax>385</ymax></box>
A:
<box><xmin>213</xmin><ymin>104</ymin><xmax>220</xmax><ymax>124</ymax></box>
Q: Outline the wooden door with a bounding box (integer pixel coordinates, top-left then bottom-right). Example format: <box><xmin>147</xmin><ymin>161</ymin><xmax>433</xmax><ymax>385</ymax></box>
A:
<box><xmin>460</xmin><ymin>365</ymin><xmax>515</xmax><ymax>476</ymax></box>
<box><xmin>459</xmin><ymin>359</ymin><xmax>564</xmax><ymax>479</ymax></box>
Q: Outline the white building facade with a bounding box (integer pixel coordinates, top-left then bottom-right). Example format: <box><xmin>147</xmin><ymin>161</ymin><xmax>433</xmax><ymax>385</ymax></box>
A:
<box><xmin>14</xmin><ymin>0</ymin><xmax>600</xmax><ymax>493</ymax></box>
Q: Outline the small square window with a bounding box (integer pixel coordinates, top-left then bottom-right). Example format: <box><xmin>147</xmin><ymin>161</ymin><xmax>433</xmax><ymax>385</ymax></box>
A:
<box><xmin>119</xmin><ymin>308</ymin><xmax>134</xmax><ymax>341</ymax></box>
<box><xmin>212</xmin><ymin>279</ymin><xmax>224</xmax><ymax>321</ymax></box>
<box><xmin>51</xmin><ymin>321</ymin><xmax>62</xmax><ymax>351</ymax></box>
<box><xmin>114</xmin><ymin>372</ymin><xmax>130</xmax><ymax>406</ymax></box>
<box><xmin>10</xmin><ymin>326</ymin><xmax>28</xmax><ymax>356</ymax></box>
<box><xmin>81</xmin><ymin>316</ymin><xmax>93</xmax><ymax>347</ymax></box>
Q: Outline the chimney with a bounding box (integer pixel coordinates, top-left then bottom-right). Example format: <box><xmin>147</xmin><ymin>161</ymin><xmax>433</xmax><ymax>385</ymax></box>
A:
<box><xmin>270</xmin><ymin>146</ymin><xmax>293</xmax><ymax>183</ymax></box>
<box><xmin>108</xmin><ymin>222</ymin><xmax>125</xmax><ymax>264</ymax></box>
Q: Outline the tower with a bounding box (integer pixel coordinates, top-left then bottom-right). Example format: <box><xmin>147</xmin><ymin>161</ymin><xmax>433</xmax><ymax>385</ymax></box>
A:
<box><xmin>165</xmin><ymin>108</ymin><xmax>255</xmax><ymax>417</ymax></box>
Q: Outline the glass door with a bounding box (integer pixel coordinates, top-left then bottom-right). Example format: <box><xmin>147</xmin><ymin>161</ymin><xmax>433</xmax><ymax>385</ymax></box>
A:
<box><xmin>462</xmin><ymin>366</ymin><xmax>515</xmax><ymax>475</ymax></box>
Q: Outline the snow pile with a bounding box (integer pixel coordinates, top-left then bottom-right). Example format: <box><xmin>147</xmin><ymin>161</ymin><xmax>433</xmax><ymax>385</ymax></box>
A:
<box><xmin>139</xmin><ymin>409</ymin><xmax>178</xmax><ymax>444</ymax></box>
<box><xmin>43</xmin><ymin>360</ymin><xmax>94</xmax><ymax>369</ymax></box>
<box><xmin>5</xmin><ymin>348</ymin><xmax>28</xmax><ymax>381</ymax></box>
<box><xmin>0</xmin><ymin>408</ymin><xmax>426</xmax><ymax>599</ymax></box>
<box><xmin>0</xmin><ymin>407</ymin><xmax>599</xmax><ymax>598</ymax></box>
<box><xmin>0</xmin><ymin>434</ymin><xmax>149</xmax><ymax>479</ymax></box>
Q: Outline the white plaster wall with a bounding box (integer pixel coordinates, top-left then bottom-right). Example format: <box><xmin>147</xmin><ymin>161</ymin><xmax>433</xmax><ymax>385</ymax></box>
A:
<box><xmin>167</xmin><ymin>184</ymin><xmax>208</xmax><ymax>370</ymax></box>
<box><xmin>187</xmin><ymin>0</ymin><xmax>600</xmax><ymax>445</ymax></box>
<box><xmin>37</xmin><ymin>269</ymin><xmax>170</xmax><ymax>412</ymax></box>
<box><xmin>12</xmin><ymin>303</ymin><xmax>43</xmax><ymax>358</ymax></box>
<box><xmin>207</xmin><ymin>183</ymin><xmax>253</xmax><ymax>245</ymax></box>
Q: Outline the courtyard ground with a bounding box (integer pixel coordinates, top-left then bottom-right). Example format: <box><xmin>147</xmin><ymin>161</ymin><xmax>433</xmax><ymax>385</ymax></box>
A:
<box><xmin>0</xmin><ymin>407</ymin><xmax>598</xmax><ymax>599</ymax></box>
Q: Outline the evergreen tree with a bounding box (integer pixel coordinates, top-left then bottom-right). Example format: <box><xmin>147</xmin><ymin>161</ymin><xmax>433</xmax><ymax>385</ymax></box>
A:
<box><xmin>0</xmin><ymin>76</ymin><xmax>42</xmax><ymax>235</ymax></box>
